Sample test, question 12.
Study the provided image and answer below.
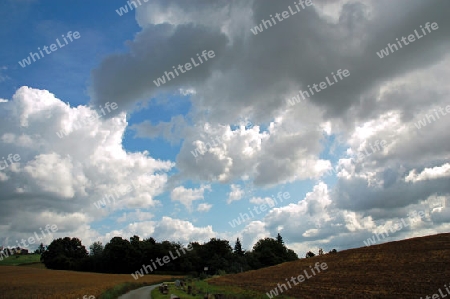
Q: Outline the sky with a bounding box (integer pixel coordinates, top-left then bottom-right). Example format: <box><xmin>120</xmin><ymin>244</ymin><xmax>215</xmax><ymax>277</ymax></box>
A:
<box><xmin>0</xmin><ymin>0</ymin><xmax>449</xmax><ymax>256</ymax></box>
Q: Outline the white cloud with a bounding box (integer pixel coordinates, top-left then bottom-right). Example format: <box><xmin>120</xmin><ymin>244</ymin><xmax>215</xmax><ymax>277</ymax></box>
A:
<box><xmin>3</xmin><ymin>0</ymin><xmax>450</xmax><ymax>255</ymax></box>
<box><xmin>171</xmin><ymin>185</ymin><xmax>211</xmax><ymax>211</ymax></box>
<box><xmin>227</xmin><ymin>184</ymin><xmax>244</xmax><ymax>204</ymax></box>
<box><xmin>197</xmin><ymin>203</ymin><xmax>212</xmax><ymax>212</ymax></box>
<box><xmin>0</xmin><ymin>86</ymin><xmax>174</xmax><ymax>246</ymax></box>
<box><xmin>249</xmin><ymin>196</ymin><xmax>275</xmax><ymax>207</ymax></box>
<box><xmin>117</xmin><ymin>209</ymin><xmax>153</xmax><ymax>223</ymax></box>
<box><xmin>405</xmin><ymin>163</ymin><xmax>450</xmax><ymax>183</ymax></box>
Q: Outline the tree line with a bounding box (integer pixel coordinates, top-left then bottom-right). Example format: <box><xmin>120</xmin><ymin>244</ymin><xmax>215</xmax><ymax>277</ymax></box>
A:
<box><xmin>40</xmin><ymin>233</ymin><xmax>299</xmax><ymax>275</ymax></box>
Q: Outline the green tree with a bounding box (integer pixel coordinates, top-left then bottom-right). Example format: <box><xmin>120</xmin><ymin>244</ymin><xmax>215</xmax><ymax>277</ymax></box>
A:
<box><xmin>233</xmin><ymin>238</ymin><xmax>244</xmax><ymax>256</ymax></box>
<box><xmin>276</xmin><ymin>233</ymin><xmax>284</xmax><ymax>245</ymax></box>
<box><xmin>252</xmin><ymin>238</ymin><xmax>284</xmax><ymax>267</ymax></box>
<box><xmin>36</xmin><ymin>243</ymin><xmax>46</xmax><ymax>254</ymax></box>
<box><xmin>201</xmin><ymin>238</ymin><xmax>233</xmax><ymax>274</ymax></box>
<box><xmin>89</xmin><ymin>241</ymin><xmax>104</xmax><ymax>257</ymax></box>
<box><xmin>40</xmin><ymin>237</ymin><xmax>88</xmax><ymax>270</ymax></box>
<box><xmin>103</xmin><ymin>237</ymin><xmax>136</xmax><ymax>273</ymax></box>
<box><xmin>252</xmin><ymin>236</ymin><xmax>298</xmax><ymax>268</ymax></box>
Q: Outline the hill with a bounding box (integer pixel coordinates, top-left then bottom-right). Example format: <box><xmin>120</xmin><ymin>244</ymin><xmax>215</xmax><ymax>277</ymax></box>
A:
<box><xmin>209</xmin><ymin>233</ymin><xmax>450</xmax><ymax>299</ymax></box>
<box><xmin>0</xmin><ymin>253</ymin><xmax>41</xmax><ymax>266</ymax></box>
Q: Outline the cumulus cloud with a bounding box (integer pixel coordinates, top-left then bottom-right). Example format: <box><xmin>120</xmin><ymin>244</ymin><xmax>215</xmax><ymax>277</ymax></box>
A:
<box><xmin>0</xmin><ymin>87</ymin><xmax>174</xmax><ymax>246</ymax></box>
<box><xmin>2</xmin><ymin>0</ymin><xmax>450</xmax><ymax>255</ymax></box>
<box><xmin>197</xmin><ymin>203</ymin><xmax>212</xmax><ymax>212</ymax></box>
<box><xmin>405</xmin><ymin>163</ymin><xmax>450</xmax><ymax>183</ymax></box>
<box><xmin>249</xmin><ymin>196</ymin><xmax>275</xmax><ymax>207</ymax></box>
<box><xmin>91</xmin><ymin>0</ymin><xmax>450</xmax><ymax>253</ymax></box>
<box><xmin>227</xmin><ymin>184</ymin><xmax>244</xmax><ymax>204</ymax></box>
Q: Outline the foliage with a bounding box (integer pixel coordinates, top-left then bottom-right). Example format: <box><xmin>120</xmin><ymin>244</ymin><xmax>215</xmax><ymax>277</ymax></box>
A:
<box><xmin>40</xmin><ymin>237</ymin><xmax>88</xmax><ymax>270</ymax></box>
<box><xmin>39</xmin><ymin>233</ymin><xmax>298</xmax><ymax>275</ymax></box>
<box><xmin>34</xmin><ymin>243</ymin><xmax>46</xmax><ymax>254</ymax></box>
<box><xmin>305</xmin><ymin>251</ymin><xmax>315</xmax><ymax>258</ymax></box>
<box><xmin>276</xmin><ymin>233</ymin><xmax>284</xmax><ymax>245</ymax></box>
<box><xmin>251</xmin><ymin>237</ymin><xmax>298</xmax><ymax>268</ymax></box>
<box><xmin>233</xmin><ymin>238</ymin><xmax>244</xmax><ymax>256</ymax></box>
<box><xmin>89</xmin><ymin>241</ymin><xmax>104</xmax><ymax>257</ymax></box>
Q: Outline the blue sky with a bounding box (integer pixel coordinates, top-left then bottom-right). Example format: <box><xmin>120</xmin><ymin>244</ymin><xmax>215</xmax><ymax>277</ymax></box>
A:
<box><xmin>1</xmin><ymin>0</ymin><xmax>449</xmax><ymax>255</ymax></box>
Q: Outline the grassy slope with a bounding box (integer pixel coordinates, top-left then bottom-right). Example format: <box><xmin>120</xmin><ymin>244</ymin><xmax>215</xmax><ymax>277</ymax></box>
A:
<box><xmin>209</xmin><ymin>233</ymin><xmax>450</xmax><ymax>299</ymax></box>
<box><xmin>0</xmin><ymin>253</ymin><xmax>41</xmax><ymax>266</ymax></box>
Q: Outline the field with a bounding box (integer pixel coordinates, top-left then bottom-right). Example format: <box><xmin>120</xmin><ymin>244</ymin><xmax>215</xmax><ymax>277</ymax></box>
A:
<box><xmin>0</xmin><ymin>253</ymin><xmax>41</xmax><ymax>266</ymax></box>
<box><xmin>0</xmin><ymin>266</ymin><xmax>182</xmax><ymax>299</ymax></box>
<box><xmin>209</xmin><ymin>233</ymin><xmax>450</xmax><ymax>299</ymax></box>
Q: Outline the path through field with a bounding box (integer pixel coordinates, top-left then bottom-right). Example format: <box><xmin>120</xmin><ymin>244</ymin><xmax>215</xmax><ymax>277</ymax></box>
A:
<box><xmin>117</xmin><ymin>285</ymin><xmax>159</xmax><ymax>299</ymax></box>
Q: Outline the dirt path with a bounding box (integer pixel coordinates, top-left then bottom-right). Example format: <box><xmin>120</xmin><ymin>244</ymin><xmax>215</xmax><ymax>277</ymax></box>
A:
<box><xmin>117</xmin><ymin>285</ymin><xmax>159</xmax><ymax>299</ymax></box>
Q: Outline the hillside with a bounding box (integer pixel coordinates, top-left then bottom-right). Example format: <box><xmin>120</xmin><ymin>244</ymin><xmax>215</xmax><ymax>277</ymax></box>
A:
<box><xmin>0</xmin><ymin>253</ymin><xmax>41</xmax><ymax>266</ymax></box>
<box><xmin>209</xmin><ymin>233</ymin><xmax>450</xmax><ymax>299</ymax></box>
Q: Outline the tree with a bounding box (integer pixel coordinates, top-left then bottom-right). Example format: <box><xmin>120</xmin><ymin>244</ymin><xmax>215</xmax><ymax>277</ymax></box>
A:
<box><xmin>306</xmin><ymin>251</ymin><xmax>315</xmax><ymax>258</ymax></box>
<box><xmin>233</xmin><ymin>238</ymin><xmax>244</xmax><ymax>256</ymax></box>
<box><xmin>252</xmin><ymin>236</ymin><xmax>298</xmax><ymax>268</ymax></box>
<box><xmin>143</xmin><ymin>237</ymin><xmax>156</xmax><ymax>245</ymax></box>
<box><xmin>35</xmin><ymin>243</ymin><xmax>46</xmax><ymax>254</ymax></box>
<box><xmin>286</xmin><ymin>248</ymin><xmax>298</xmax><ymax>260</ymax></box>
<box><xmin>103</xmin><ymin>237</ymin><xmax>136</xmax><ymax>273</ymax></box>
<box><xmin>276</xmin><ymin>233</ymin><xmax>284</xmax><ymax>245</ymax></box>
<box><xmin>201</xmin><ymin>238</ymin><xmax>233</xmax><ymax>274</ymax></box>
<box><xmin>251</xmin><ymin>236</ymin><xmax>298</xmax><ymax>269</ymax></box>
<box><xmin>89</xmin><ymin>242</ymin><xmax>103</xmax><ymax>257</ymax></box>
<box><xmin>130</xmin><ymin>235</ymin><xmax>140</xmax><ymax>248</ymax></box>
<box><xmin>41</xmin><ymin>237</ymin><xmax>88</xmax><ymax>270</ymax></box>
<box><xmin>252</xmin><ymin>238</ymin><xmax>285</xmax><ymax>267</ymax></box>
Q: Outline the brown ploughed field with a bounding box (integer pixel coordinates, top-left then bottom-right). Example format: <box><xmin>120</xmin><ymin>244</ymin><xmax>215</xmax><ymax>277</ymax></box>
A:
<box><xmin>209</xmin><ymin>233</ymin><xmax>450</xmax><ymax>299</ymax></box>
<box><xmin>0</xmin><ymin>266</ymin><xmax>181</xmax><ymax>299</ymax></box>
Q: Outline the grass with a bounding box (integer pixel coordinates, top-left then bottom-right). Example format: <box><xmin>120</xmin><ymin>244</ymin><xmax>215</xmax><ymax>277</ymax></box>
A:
<box><xmin>150</xmin><ymin>279</ymin><xmax>294</xmax><ymax>299</ymax></box>
<box><xmin>99</xmin><ymin>278</ymin><xmax>180</xmax><ymax>299</ymax></box>
<box><xmin>0</xmin><ymin>253</ymin><xmax>41</xmax><ymax>266</ymax></box>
